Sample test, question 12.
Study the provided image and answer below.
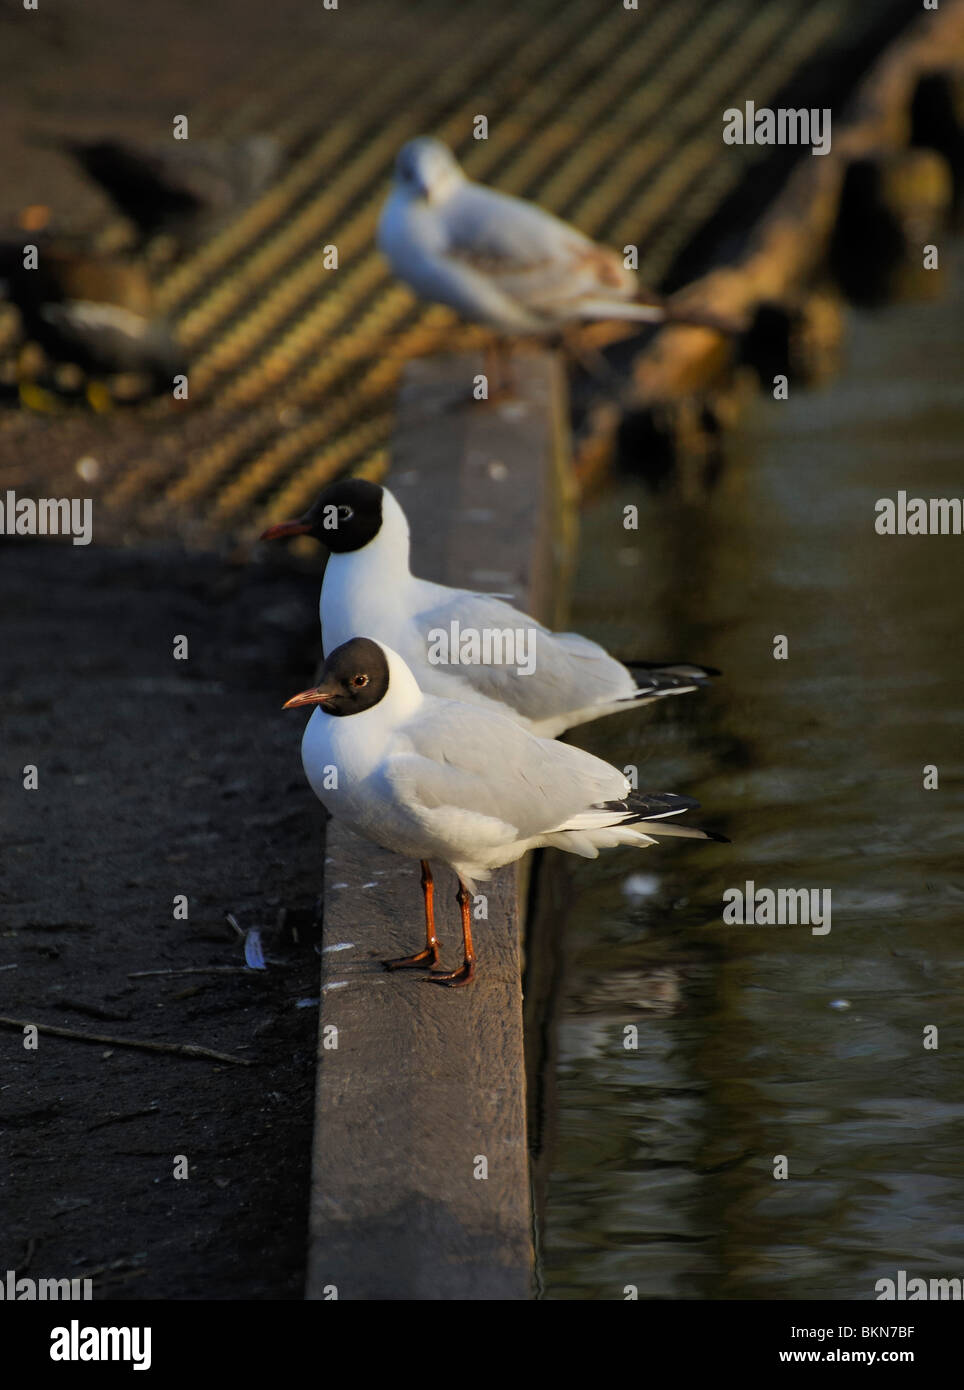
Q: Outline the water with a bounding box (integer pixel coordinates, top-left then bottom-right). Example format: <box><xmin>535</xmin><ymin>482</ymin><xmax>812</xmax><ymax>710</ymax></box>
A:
<box><xmin>540</xmin><ymin>250</ymin><xmax>964</xmax><ymax>1299</ymax></box>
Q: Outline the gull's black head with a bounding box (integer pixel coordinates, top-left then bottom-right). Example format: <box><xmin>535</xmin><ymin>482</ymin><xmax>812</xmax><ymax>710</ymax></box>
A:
<box><xmin>283</xmin><ymin>637</ymin><xmax>390</xmax><ymax>717</ymax></box>
<box><xmin>260</xmin><ymin>479</ymin><xmax>383</xmax><ymax>553</ymax></box>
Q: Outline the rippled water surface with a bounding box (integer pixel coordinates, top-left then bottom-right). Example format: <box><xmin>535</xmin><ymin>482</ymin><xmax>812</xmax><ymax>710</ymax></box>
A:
<box><xmin>539</xmin><ymin>251</ymin><xmax>964</xmax><ymax>1299</ymax></box>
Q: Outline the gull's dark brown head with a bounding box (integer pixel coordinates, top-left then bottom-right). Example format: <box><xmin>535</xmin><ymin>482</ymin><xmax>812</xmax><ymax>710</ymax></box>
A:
<box><xmin>283</xmin><ymin>637</ymin><xmax>390</xmax><ymax>717</ymax></box>
<box><xmin>260</xmin><ymin>479</ymin><xmax>383</xmax><ymax>553</ymax></box>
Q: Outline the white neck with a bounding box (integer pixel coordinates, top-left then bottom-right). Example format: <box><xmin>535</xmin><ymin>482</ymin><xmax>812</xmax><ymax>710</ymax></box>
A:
<box><xmin>320</xmin><ymin>488</ymin><xmax>416</xmax><ymax>653</ymax></box>
<box><xmin>427</xmin><ymin>167</ymin><xmax>465</xmax><ymax>205</ymax></box>
<box><xmin>378</xmin><ymin>642</ymin><xmax>425</xmax><ymax>723</ymax></box>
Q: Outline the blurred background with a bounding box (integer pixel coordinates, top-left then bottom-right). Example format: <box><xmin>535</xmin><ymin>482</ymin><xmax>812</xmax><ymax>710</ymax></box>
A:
<box><xmin>0</xmin><ymin>0</ymin><xmax>938</xmax><ymax>540</ymax></box>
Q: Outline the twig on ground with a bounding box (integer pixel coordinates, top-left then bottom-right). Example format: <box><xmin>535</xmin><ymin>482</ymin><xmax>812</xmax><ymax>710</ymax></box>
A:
<box><xmin>128</xmin><ymin>966</ymin><xmax>252</xmax><ymax>978</ymax></box>
<box><xmin>0</xmin><ymin>1015</ymin><xmax>252</xmax><ymax>1066</ymax></box>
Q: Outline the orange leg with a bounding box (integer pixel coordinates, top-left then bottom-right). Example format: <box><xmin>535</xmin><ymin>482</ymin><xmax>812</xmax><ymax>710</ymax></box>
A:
<box><xmin>383</xmin><ymin>860</ymin><xmax>440</xmax><ymax>970</ymax></box>
<box><xmin>427</xmin><ymin>880</ymin><xmax>476</xmax><ymax>987</ymax></box>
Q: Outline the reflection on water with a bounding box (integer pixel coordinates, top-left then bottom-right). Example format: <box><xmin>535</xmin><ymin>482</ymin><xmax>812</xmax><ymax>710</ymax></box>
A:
<box><xmin>540</xmin><ymin>247</ymin><xmax>964</xmax><ymax>1299</ymax></box>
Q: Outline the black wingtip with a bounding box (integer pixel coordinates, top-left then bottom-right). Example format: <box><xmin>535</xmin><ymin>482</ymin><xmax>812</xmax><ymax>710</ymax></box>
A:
<box><xmin>625</xmin><ymin>661</ymin><xmax>722</xmax><ymax>686</ymax></box>
<box><xmin>625</xmin><ymin>791</ymin><xmax>701</xmax><ymax>816</ymax></box>
<box><xmin>704</xmin><ymin>831</ymin><xmax>730</xmax><ymax>844</ymax></box>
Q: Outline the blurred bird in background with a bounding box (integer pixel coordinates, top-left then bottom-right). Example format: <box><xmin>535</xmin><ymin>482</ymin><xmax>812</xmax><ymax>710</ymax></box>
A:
<box><xmin>0</xmin><ymin>132</ymin><xmax>283</xmax><ymax>408</ymax></box>
<box><xmin>0</xmin><ymin>236</ymin><xmax>181</xmax><ymax>408</ymax></box>
<box><xmin>378</xmin><ymin>136</ymin><xmax>743</xmax><ymax>390</ymax></box>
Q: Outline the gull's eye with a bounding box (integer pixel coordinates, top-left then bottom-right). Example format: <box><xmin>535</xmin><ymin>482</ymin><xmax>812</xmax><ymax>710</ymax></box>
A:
<box><xmin>338</xmin><ymin>505</ymin><xmax>354</xmax><ymax>521</ymax></box>
<box><xmin>351</xmin><ymin>673</ymin><xmax>369</xmax><ymax>689</ymax></box>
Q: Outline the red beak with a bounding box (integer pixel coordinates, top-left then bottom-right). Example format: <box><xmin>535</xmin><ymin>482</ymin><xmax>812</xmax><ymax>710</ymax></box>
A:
<box><xmin>260</xmin><ymin>518</ymin><xmax>312</xmax><ymax>541</ymax></box>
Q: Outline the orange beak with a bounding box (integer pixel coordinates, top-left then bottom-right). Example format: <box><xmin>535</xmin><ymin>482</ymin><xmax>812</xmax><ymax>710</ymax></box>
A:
<box><xmin>260</xmin><ymin>518</ymin><xmax>312</xmax><ymax>541</ymax></box>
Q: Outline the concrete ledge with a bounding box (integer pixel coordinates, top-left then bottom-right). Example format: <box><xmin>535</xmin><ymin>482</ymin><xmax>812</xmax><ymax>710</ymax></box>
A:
<box><xmin>306</xmin><ymin>351</ymin><xmax>571</xmax><ymax>1300</ymax></box>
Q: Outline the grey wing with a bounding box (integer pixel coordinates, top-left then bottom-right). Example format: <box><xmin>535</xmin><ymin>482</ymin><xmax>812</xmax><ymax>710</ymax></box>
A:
<box><xmin>387</xmin><ymin>700</ymin><xmax>629</xmax><ymax>840</ymax></box>
<box><xmin>412</xmin><ymin>589</ymin><xmax>634</xmax><ymax>724</ymax></box>
<box><xmin>443</xmin><ymin>183</ymin><xmax>634</xmax><ymax>312</ymax></box>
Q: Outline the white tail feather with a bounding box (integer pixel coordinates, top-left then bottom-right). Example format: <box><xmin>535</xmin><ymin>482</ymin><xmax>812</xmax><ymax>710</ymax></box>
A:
<box><xmin>630</xmin><ymin>820</ymin><xmax>714</xmax><ymax>841</ymax></box>
<box><xmin>576</xmin><ymin>299</ymin><xmax>666</xmax><ymax>323</ymax></box>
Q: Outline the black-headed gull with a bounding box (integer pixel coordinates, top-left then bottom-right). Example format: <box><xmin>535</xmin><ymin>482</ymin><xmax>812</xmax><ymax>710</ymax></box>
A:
<box><xmin>283</xmin><ymin>638</ymin><xmax>726</xmax><ymax>987</ymax></box>
<box><xmin>262</xmin><ymin>479</ymin><xmax>718</xmax><ymax>738</ymax></box>
<box><xmin>376</xmin><ymin>137</ymin><xmax>739</xmax><ymax>338</ymax></box>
